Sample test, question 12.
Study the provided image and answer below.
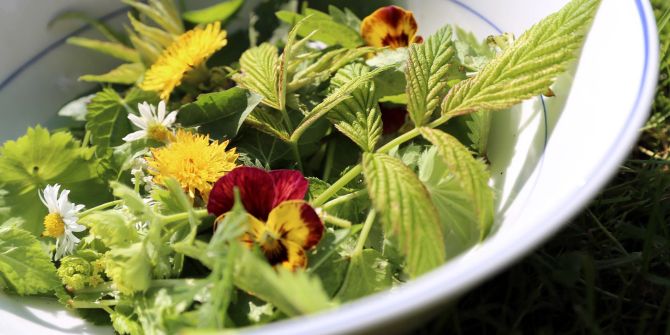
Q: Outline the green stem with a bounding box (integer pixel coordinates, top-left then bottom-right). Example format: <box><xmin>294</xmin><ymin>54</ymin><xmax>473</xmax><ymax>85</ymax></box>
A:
<box><xmin>68</xmin><ymin>299</ymin><xmax>117</xmax><ymax>309</ymax></box>
<box><xmin>322</xmin><ymin>213</ymin><xmax>352</xmax><ymax>228</ymax></box>
<box><xmin>74</xmin><ymin>279</ymin><xmax>205</xmax><ymax>295</ymax></box>
<box><xmin>81</xmin><ymin>131</ymin><xmax>91</xmax><ymax>148</ymax></box>
<box><xmin>322</xmin><ymin>189</ymin><xmax>367</xmax><ymax>211</ymax></box>
<box><xmin>289</xmin><ymin>141</ymin><xmax>304</xmax><ymax>172</ymax></box>
<box><xmin>377</xmin><ymin>115</ymin><xmax>450</xmax><ymax>154</ymax></box>
<box><xmin>322</xmin><ymin>140</ymin><xmax>337</xmax><ymax>181</ymax></box>
<box><xmin>353</xmin><ymin>210</ymin><xmax>376</xmax><ymax>256</ymax></box>
<box><xmin>78</xmin><ymin>200</ymin><xmax>123</xmax><ymax>218</ymax></box>
<box><xmin>311</xmin><ymin>165</ymin><xmax>362</xmax><ymax>207</ymax></box>
<box><xmin>160</xmin><ymin>209</ymin><xmax>209</xmax><ymax>225</ymax></box>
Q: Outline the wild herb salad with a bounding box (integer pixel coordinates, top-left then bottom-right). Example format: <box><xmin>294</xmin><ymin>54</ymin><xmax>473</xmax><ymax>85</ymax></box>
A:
<box><xmin>0</xmin><ymin>0</ymin><xmax>599</xmax><ymax>333</ymax></box>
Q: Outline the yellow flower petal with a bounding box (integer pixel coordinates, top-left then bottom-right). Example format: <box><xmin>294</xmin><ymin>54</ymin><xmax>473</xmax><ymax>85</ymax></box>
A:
<box><xmin>266</xmin><ymin>200</ymin><xmax>323</xmax><ymax>250</ymax></box>
<box><xmin>360</xmin><ymin>5</ymin><xmax>421</xmax><ymax>49</ymax></box>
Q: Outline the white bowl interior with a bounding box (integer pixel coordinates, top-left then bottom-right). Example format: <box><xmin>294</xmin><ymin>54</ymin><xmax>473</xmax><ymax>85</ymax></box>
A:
<box><xmin>0</xmin><ymin>0</ymin><xmax>657</xmax><ymax>334</ymax></box>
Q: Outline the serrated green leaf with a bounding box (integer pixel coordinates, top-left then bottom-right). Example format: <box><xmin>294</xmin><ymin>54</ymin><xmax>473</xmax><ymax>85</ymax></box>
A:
<box><xmin>244</xmin><ymin>107</ymin><xmax>291</xmax><ymax>142</ymax></box>
<box><xmin>183</xmin><ymin>0</ymin><xmax>244</xmax><ymax>24</ymax></box>
<box><xmin>328</xmin><ymin>63</ymin><xmax>382</xmax><ymax>152</ymax></box>
<box><xmin>0</xmin><ymin>227</ymin><xmax>60</xmax><ymax>295</ymax></box>
<box><xmin>336</xmin><ymin>249</ymin><xmax>392</xmax><ymax>302</ymax></box>
<box><xmin>234</xmin><ymin>247</ymin><xmax>335</xmax><ymax>316</ymax></box>
<box><xmin>234</xmin><ymin>43</ymin><xmax>281</xmax><ymax>110</ymax></box>
<box><xmin>104</xmin><ymin>242</ymin><xmax>151</xmax><ymax>295</ymax></box>
<box><xmin>80</xmin><ymin>63</ymin><xmax>144</xmax><ymax>85</ymax></box>
<box><xmin>276</xmin><ymin>9</ymin><xmax>363</xmax><ymax>48</ymax></box>
<box><xmin>178</xmin><ymin>88</ymin><xmax>263</xmax><ymax>139</ymax></box>
<box><xmin>67</xmin><ymin>37</ymin><xmax>140</xmax><ymax>63</ymax></box>
<box><xmin>406</xmin><ymin>26</ymin><xmax>455</xmax><ymax>126</ymax></box>
<box><xmin>362</xmin><ymin>153</ymin><xmax>445</xmax><ymax>277</ymax></box>
<box><xmin>86</xmin><ymin>88</ymin><xmax>159</xmax><ymax>155</ymax></box>
<box><xmin>420</xmin><ymin>128</ymin><xmax>493</xmax><ymax>239</ymax></box>
<box><xmin>122</xmin><ymin>0</ymin><xmax>184</xmax><ymax>35</ymax></box>
<box><xmin>464</xmin><ymin>110</ymin><xmax>492</xmax><ymax>156</ymax></box>
<box><xmin>128</xmin><ymin>13</ymin><xmax>174</xmax><ymax>48</ymax></box>
<box><xmin>442</xmin><ymin>0</ymin><xmax>601</xmax><ymax>117</ymax></box>
<box><xmin>81</xmin><ymin>211</ymin><xmax>140</xmax><ymax>248</ymax></box>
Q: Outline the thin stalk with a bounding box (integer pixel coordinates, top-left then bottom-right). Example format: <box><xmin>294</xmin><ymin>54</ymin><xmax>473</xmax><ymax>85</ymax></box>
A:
<box><xmin>74</xmin><ymin>279</ymin><xmax>205</xmax><ymax>295</ymax></box>
<box><xmin>81</xmin><ymin>131</ymin><xmax>91</xmax><ymax>148</ymax></box>
<box><xmin>311</xmin><ymin>165</ymin><xmax>362</xmax><ymax>207</ymax></box>
<box><xmin>289</xmin><ymin>141</ymin><xmax>304</xmax><ymax>171</ymax></box>
<box><xmin>160</xmin><ymin>209</ymin><xmax>209</xmax><ymax>225</ymax></box>
<box><xmin>322</xmin><ymin>189</ymin><xmax>368</xmax><ymax>211</ymax></box>
<box><xmin>353</xmin><ymin>210</ymin><xmax>376</xmax><ymax>256</ymax></box>
<box><xmin>322</xmin><ymin>140</ymin><xmax>337</xmax><ymax>181</ymax></box>
<box><xmin>78</xmin><ymin>200</ymin><xmax>123</xmax><ymax>218</ymax></box>
<box><xmin>68</xmin><ymin>299</ymin><xmax>117</xmax><ymax>309</ymax></box>
<box><xmin>322</xmin><ymin>213</ymin><xmax>352</xmax><ymax>228</ymax></box>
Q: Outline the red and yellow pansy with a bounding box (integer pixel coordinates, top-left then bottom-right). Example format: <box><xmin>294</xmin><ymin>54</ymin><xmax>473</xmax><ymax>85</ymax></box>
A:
<box><xmin>361</xmin><ymin>5</ymin><xmax>423</xmax><ymax>49</ymax></box>
<box><xmin>207</xmin><ymin>167</ymin><xmax>323</xmax><ymax>270</ymax></box>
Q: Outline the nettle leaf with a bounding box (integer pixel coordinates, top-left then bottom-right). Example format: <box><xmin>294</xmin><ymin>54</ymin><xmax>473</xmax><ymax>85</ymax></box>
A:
<box><xmin>245</xmin><ymin>107</ymin><xmax>291</xmax><ymax>142</ymax></box>
<box><xmin>67</xmin><ymin>37</ymin><xmax>140</xmax><ymax>63</ymax></box>
<box><xmin>406</xmin><ymin>26</ymin><xmax>455</xmax><ymax>126</ymax></box>
<box><xmin>276</xmin><ymin>8</ymin><xmax>363</xmax><ymax>48</ymax></box>
<box><xmin>81</xmin><ymin>210</ymin><xmax>140</xmax><ymax>248</ymax></box>
<box><xmin>420</xmin><ymin>128</ymin><xmax>493</xmax><ymax>239</ymax></box>
<box><xmin>183</xmin><ymin>0</ymin><xmax>244</xmax><ymax>24</ymax></box>
<box><xmin>178</xmin><ymin>88</ymin><xmax>263</xmax><ymax>139</ymax></box>
<box><xmin>234</xmin><ymin>247</ymin><xmax>335</xmax><ymax>317</ymax></box>
<box><xmin>464</xmin><ymin>110</ymin><xmax>492</xmax><ymax>156</ymax></box>
<box><xmin>362</xmin><ymin>153</ymin><xmax>445</xmax><ymax>277</ymax></box>
<box><xmin>80</xmin><ymin>63</ymin><xmax>144</xmax><ymax>85</ymax></box>
<box><xmin>328</xmin><ymin>63</ymin><xmax>383</xmax><ymax>152</ymax></box>
<box><xmin>234</xmin><ymin>43</ymin><xmax>281</xmax><ymax>110</ymax></box>
<box><xmin>0</xmin><ymin>227</ymin><xmax>60</xmax><ymax>295</ymax></box>
<box><xmin>442</xmin><ymin>0</ymin><xmax>601</xmax><ymax>117</ymax></box>
<box><xmin>336</xmin><ymin>249</ymin><xmax>392</xmax><ymax>302</ymax></box>
<box><xmin>104</xmin><ymin>242</ymin><xmax>151</xmax><ymax>295</ymax></box>
<box><xmin>0</xmin><ymin>126</ymin><xmax>103</xmax><ymax>235</ymax></box>
<box><xmin>86</xmin><ymin>88</ymin><xmax>159</xmax><ymax>155</ymax></box>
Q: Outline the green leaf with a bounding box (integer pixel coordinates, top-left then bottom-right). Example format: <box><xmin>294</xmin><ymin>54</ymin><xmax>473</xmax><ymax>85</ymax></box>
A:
<box><xmin>80</xmin><ymin>63</ymin><xmax>144</xmax><ymax>85</ymax></box>
<box><xmin>406</xmin><ymin>26</ymin><xmax>455</xmax><ymax>126</ymax></box>
<box><xmin>442</xmin><ymin>0</ymin><xmax>601</xmax><ymax>117</ymax></box>
<box><xmin>122</xmin><ymin>0</ymin><xmax>184</xmax><ymax>35</ymax></box>
<box><xmin>336</xmin><ymin>249</ymin><xmax>392</xmax><ymax>302</ymax></box>
<box><xmin>178</xmin><ymin>88</ymin><xmax>263</xmax><ymax>139</ymax></box>
<box><xmin>86</xmin><ymin>88</ymin><xmax>159</xmax><ymax>155</ymax></box>
<box><xmin>328</xmin><ymin>5</ymin><xmax>362</xmax><ymax>32</ymax></box>
<box><xmin>67</xmin><ymin>37</ymin><xmax>140</xmax><ymax>63</ymax></box>
<box><xmin>0</xmin><ymin>127</ymin><xmax>102</xmax><ymax>235</ymax></box>
<box><xmin>128</xmin><ymin>13</ymin><xmax>174</xmax><ymax>48</ymax></box>
<box><xmin>420</xmin><ymin>128</ymin><xmax>494</xmax><ymax>239</ymax></box>
<box><xmin>183</xmin><ymin>0</ymin><xmax>244</xmax><ymax>24</ymax></box>
<box><xmin>104</xmin><ymin>242</ymin><xmax>152</xmax><ymax>295</ymax></box>
<box><xmin>464</xmin><ymin>110</ymin><xmax>492</xmax><ymax>156</ymax></box>
<box><xmin>234</xmin><ymin>43</ymin><xmax>281</xmax><ymax>110</ymax></box>
<box><xmin>81</xmin><ymin>211</ymin><xmax>140</xmax><ymax>248</ymax></box>
<box><xmin>234</xmin><ymin>247</ymin><xmax>335</xmax><ymax>316</ymax></box>
<box><xmin>362</xmin><ymin>153</ymin><xmax>445</xmax><ymax>277</ymax></box>
<box><xmin>328</xmin><ymin>63</ymin><xmax>383</xmax><ymax>152</ymax></box>
<box><xmin>0</xmin><ymin>227</ymin><xmax>60</xmax><ymax>295</ymax></box>
<box><xmin>276</xmin><ymin>9</ymin><xmax>363</xmax><ymax>47</ymax></box>
<box><xmin>244</xmin><ymin>108</ymin><xmax>292</xmax><ymax>142</ymax></box>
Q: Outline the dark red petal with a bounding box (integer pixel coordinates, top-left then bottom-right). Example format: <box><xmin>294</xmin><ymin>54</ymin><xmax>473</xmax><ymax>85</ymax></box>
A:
<box><xmin>299</xmin><ymin>203</ymin><xmax>324</xmax><ymax>250</ymax></box>
<box><xmin>269</xmin><ymin>170</ymin><xmax>309</xmax><ymax>208</ymax></box>
<box><xmin>207</xmin><ymin>167</ymin><xmax>275</xmax><ymax>220</ymax></box>
<box><xmin>380</xmin><ymin>103</ymin><xmax>408</xmax><ymax>134</ymax></box>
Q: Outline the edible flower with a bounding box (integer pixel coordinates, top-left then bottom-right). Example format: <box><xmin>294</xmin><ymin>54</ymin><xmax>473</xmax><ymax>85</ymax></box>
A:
<box><xmin>140</xmin><ymin>22</ymin><xmax>228</xmax><ymax>100</ymax></box>
<box><xmin>123</xmin><ymin>101</ymin><xmax>177</xmax><ymax>143</ymax></box>
<box><xmin>361</xmin><ymin>5</ymin><xmax>423</xmax><ymax>49</ymax></box>
<box><xmin>207</xmin><ymin>167</ymin><xmax>324</xmax><ymax>270</ymax></box>
<box><xmin>39</xmin><ymin>184</ymin><xmax>86</xmax><ymax>260</ymax></box>
<box><xmin>147</xmin><ymin>129</ymin><xmax>238</xmax><ymax>201</ymax></box>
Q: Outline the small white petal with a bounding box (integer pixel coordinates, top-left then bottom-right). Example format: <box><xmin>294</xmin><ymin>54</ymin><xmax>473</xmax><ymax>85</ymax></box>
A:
<box><xmin>162</xmin><ymin>111</ymin><xmax>178</xmax><ymax>127</ymax></box>
<box><xmin>157</xmin><ymin>101</ymin><xmax>167</xmax><ymax>123</ymax></box>
<box><xmin>138</xmin><ymin>102</ymin><xmax>153</xmax><ymax>121</ymax></box>
<box><xmin>123</xmin><ymin>130</ymin><xmax>147</xmax><ymax>142</ymax></box>
<box><xmin>128</xmin><ymin>114</ymin><xmax>147</xmax><ymax>129</ymax></box>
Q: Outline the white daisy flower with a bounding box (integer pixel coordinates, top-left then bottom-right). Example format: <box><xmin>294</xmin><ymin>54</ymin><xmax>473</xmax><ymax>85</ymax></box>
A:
<box><xmin>39</xmin><ymin>184</ymin><xmax>86</xmax><ymax>260</ymax></box>
<box><xmin>123</xmin><ymin>101</ymin><xmax>177</xmax><ymax>143</ymax></box>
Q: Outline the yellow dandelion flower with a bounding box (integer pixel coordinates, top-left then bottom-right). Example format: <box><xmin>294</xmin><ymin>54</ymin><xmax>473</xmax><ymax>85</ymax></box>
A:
<box><xmin>147</xmin><ymin>130</ymin><xmax>238</xmax><ymax>200</ymax></box>
<box><xmin>140</xmin><ymin>22</ymin><xmax>228</xmax><ymax>100</ymax></box>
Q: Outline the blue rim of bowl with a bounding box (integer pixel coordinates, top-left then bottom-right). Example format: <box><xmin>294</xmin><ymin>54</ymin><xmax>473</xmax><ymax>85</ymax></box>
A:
<box><xmin>0</xmin><ymin>1</ymin><xmax>656</xmax><ymax>334</ymax></box>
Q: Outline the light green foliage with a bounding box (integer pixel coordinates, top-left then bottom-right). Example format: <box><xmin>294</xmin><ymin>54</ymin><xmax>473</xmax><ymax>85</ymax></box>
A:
<box><xmin>235</xmin><ymin>43</ymin><xmax>282</xmax><ymax>110</ymax></box>
<box><xmin>111</xmin><ymin>312</ymin><xmax>144</xmax><ymax>335</ymax></box>
<box><xmin>80</xmin><ymin>63</ymin><xmax>144</xmax><ymax>85</ymax></box>
<box><xmin>66</xmin><ymin>37</ymin><xmax>140</xmax><ymax>63</ymax></box>
<box><xmin>81</xmin><ymin>210</ymin><xmax>140</xmax><ymax>248</ymax></box>
<box><xmin>336</xmin><ymin>249</ymin><xmax>392</xmax><ymax>302</ymax></box>
<box><xmin>453</xmin><ymin>27</ymin><xmax>494</xmax><ymax>73</ymax></box>
<box><xmin>362</xmin><ymin>153</ymin><xmax>445</xmax><ymax>277</ymax></box>
<box><xmin>178</xmin><ymin>88</ymin><xmax>263</xmax><ymax>139</ymax></box>
<box><xmin>406</xmin><ymin>26</ymin><xmax>455</xmax><ymax>126</ymax></box>
<box><xmin>86</xmin><ymin>88</ymin><xmax>159</xmax><ymax>156</ymax></box>
<box><xmin>57</xmin><ymin>251</ymin><xmax>104</xmax><ymax>290</ymax></box>
<box><xmin>290</xmin><ymin>47</ymin><xmax>374</xmax><ymax>92</ymax></box>
<box><xmin>328</xmin><ymin>63</ymin><xmax>383</xmax><ymax>152</ymax></box>
<box><xmin>122</xmin><ymin>0</ymin><xmax>183</xmax><ymax>36</ymax></box>
<box><xmin>276</xmin><ymin>8</ymin><xmax>363</xmax><ymax>47</ymax></box>
<box><xmin>442</xmin><ymin>0</ymin><xmax>601</xmax><ymax>117</ymax></box>
<box><xmin>0</xmin><ymin>126</ymin><xmax>102</xmax><ymax>235</ymax></box>
<box><xmin>104</xmin><ymin>242</ymin><xmax>152</xmax><ymax>295</ymax></box>
<box><xmin>0</xmin><ymin>227</ymin><xmax>60</xmax><ymax>295</ymax></box>
<box><xmin>420</xmin><ymin>128</ymin><xmax>494</xmax><ymax>239</ymax></box>
<box><xmin>183</xmin><ymin>0</ymin><xmax>244</xmax><ymax>24</ymax></box>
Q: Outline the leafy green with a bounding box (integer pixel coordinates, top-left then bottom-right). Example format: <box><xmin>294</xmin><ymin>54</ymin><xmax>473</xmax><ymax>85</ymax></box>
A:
<box><xmin>442</xmin><ymin>0</ymin><xmax>601</xmax><ymax>117</ymax></box>
<box><xmin>122</xmin><ymin>0</ymin><xmax>183</xmax><ymax>35</ymax></box>
<box><xmin>66</xmin><ymin>37</ymin><xmax>140</xmax><ymax>62</ymax></box>
<box><xmin>328</xmin><ymin>63</ymin><xmax>383</xmax><ymax>152</ymax></box>
<box><xmin>86</xmin><ymin>88</ymin><xmax>159</xmax><ymax>155</ymax></box>
<box><xmin>178</xmin><ymin>88</ymin><xmax>263</xmax><ymax>139</ymax></box>
<box><xmin>81</xmin><ymin>211</ymin><xmax>140</xmax><ymax>248</ymax></box>
<box><xmin>276</xmin><ymin>8</ymin><xmax>363</xmax><ymax>48</ymax></box>
<box><xmin>0</xmin><ymin>226</ymin><xmax>61</xmax><ymax>295</ymax></box>
<box><xmin>183</xmin><ymin>0</ymin><xmax>244</xmax><ymax>24</ymax></box>
<box><xmin>104</xmin><ymin>242</ymin><xmax>152</xmax><ymax>295</ymax></box>
<box><xmin>362</xmin><ymin>153</ymin><xmax>445</xmax><ymax>277</ymax></box>
<box><xmin>80</xmin><ymin>63</ymin><xmax>144</xmax><ymax>85</ymax></box>
<box><xmin>235</xmin><ymin>43</ymin><xmax>282</xmax><ymax>110</ymax></box>
<box><xmin>405</xmin><ymin>26</ymin><xmax>455</xmax><ymax>126</ymax></box>
<box><xmin>420</xmin><ymin>128</ymin><xmax>494</xmax><ymax>239</ymax></box>
<box><xmin>336</xmin><ymin>249</ymin><xmax>392</xmax><ymax>301</ymax></box>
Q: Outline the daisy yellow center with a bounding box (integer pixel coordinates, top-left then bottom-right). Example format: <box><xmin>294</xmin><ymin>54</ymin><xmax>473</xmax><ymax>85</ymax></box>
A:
<box><xmin>147</xmin><ymin>130</ymin><xmax>238</xmax><ymax>200</ymax></box>
<box><xmin>140</xmin><ymin>22</ymin><xmax>228</xmax><ymax>100</ymax></box>
<box><xmin>43</xmin><ymin>213</ymin><xmax>65</xmax><ymax>238</ymax></box>
<box><xmin>147</xmin><ymin>123</ymin><xmax>172</xmax><ymax>143</ymax></box>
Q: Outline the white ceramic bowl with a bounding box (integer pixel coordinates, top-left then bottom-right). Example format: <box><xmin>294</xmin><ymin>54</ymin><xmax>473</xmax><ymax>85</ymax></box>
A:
<box><xmin>0</xmin><ymin>0</ymin><xmax>658</xmax><ymax>334</ymax></box>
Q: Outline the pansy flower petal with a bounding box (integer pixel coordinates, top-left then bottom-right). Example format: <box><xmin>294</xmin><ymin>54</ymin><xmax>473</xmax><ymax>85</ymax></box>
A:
<box><xmin>266</xmin><ymin>200</ymin><xmax>324</xmax><ymax>250</ymax></box>
<box><xmin>361</xmin><ymin>5</ymin><xmax>419</xmax><ymax>49</ymax></box>
<box><xmin>208</xmin><ymin>167</ymin><xmax>275</xmax><ymax>220</ymax></box>
<box><xmin>279</xmin><ymin>240</ymin><xmax>308</xmax><ymax>270</ymax></box>
<box><xmin>269</xmin><ymin>170</ymin><xmax>309</xmax><ymax>208</ymax></box>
